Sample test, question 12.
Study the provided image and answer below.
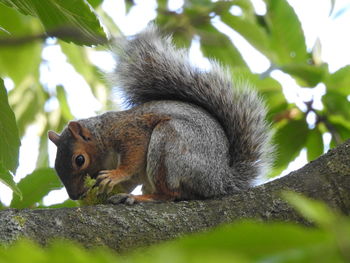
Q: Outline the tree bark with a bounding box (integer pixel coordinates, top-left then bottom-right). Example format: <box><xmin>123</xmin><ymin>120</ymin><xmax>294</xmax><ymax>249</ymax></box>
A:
<box><xmin>1</xmin><ymin>140</ymin><xmax>350</xmax><ymax>252</ymax></box>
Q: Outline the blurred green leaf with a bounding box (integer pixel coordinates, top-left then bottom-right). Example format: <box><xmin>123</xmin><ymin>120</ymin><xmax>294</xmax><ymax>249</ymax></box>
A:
<box><xmin>0</xmin><ymin>0</ymin><xmax>107</xmax><ymax>45</ymax></box>
<box><xmin>306</xmin><ymin>127</ymin><xmax>324</xmax><ymax>161</ymax></box>
<box><xmin>0</xmin><ymin>4</ymin><xmax>42</xmax><ymax>85</ymax></box>
<box><xmin>199</xmin><ymin>24</ymin><xmax>247</xmax><ymax>68</ymax></box>
<box><xmin>322</xmin><ymin>91</ymin><xmax>350</xmax><ymax>121</ymax></box>
<box><xmin>56</xmin><ymin>86</ymin><xmax>74</xmax><ymax>120</ymax></box>
<box><xmin>0</xmin><ymin>163</ymin><xmax>21</xmax><ymax>199</ymax></box>
<box><xmin>0</xmin><ymin>239</ymin><xmax>47</xmax><ymax>262</ymax></box>
<box><xmin>86</xmin><ymin>0</ymin><xmax>103</xmax><ymax>8</ymax></box>
<box><xmin>327</xmin><ymin>115</ymin><xmax>350</xmax><ymax>148</ymax></box>
<box><xmin>284</xmin><ymin>192</ymin><xmax>336</xmax><ymax>227</ymax></box>
<box><xmin>133</xmin><ymin>221</ymin><xmax>337</xmax><ymax>263</ymax></box>
<box><xmin>10</xmin><ymin>168</ymin><xmax>62</xmax><ymax>208</ymax></box>
<box><xmin>264</xmin><ymin>0</ymin><xmax>308</xmax><ymax>64</ymax></box>
<box><xmin>36</xmin><ymin>127</ymin><xmax>49</xmax><ymax>168</ymax></box>
<box><xmin>220</xmin><ymin>12</ymin><xmax>272</xmax><ymax>59</ymax></box>
<box><xmin>272</xmin><ymin>118</ymin><xmax>309</xmax><ymax>176</ymax></box>
<box><xmin>0</xmin><ymin>78</ymin><xmax>20</xmax><ymax>172</ymax></box>
<box><xmin>284</xmin><ymin>192</ymin><xmax>350</xmax><ymax>260</ymax></box>
<box><xmin>0</xmin><ymin>217</ymin><xmax>349</xmax><ymax>262</ymax></box>
<box><xmin>9</xmin><ymin>84</ymin><xmax>44</xmax><ymax>137</ymax></box>
<box><xmin>325</xmin><ymin>65</ymin><xmax>350</xmax><ymax>96</ymax></box>
<box><xmin>157</xmin><ymin>0</ymin><xmax>167</xmax><ymax>10</ymax></box>
<box><xmin>280</xmin><ymin>63</ymin><xmax>328</xmax><ymax>87</ymax></box>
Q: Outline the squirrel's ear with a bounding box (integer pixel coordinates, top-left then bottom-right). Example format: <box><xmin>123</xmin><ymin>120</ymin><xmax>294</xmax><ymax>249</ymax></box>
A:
<box><xmin>68</xmin><ymin>121</ymin><xmax>91</xmax><ymax>141</ymax></box>
<box><xmin>48</xmin><ymin>131</ymin><xmax>60</xmax><ymax>146</ymax></box>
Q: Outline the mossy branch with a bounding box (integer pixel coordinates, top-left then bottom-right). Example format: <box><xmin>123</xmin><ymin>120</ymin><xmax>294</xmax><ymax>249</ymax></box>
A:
<box><xmin>1</xmin><ymin>140</ymin><xmax>350</xmax><ymax>252</ymax></box>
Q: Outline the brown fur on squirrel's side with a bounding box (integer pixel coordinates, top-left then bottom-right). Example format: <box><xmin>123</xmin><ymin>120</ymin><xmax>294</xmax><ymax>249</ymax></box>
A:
<box><xmin>48</xmin><ymin>26</ymin><xmax>273</xmax><ymax>203</ymax></box>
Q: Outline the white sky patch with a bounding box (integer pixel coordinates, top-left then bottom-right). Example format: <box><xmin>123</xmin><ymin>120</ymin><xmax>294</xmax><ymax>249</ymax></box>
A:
<box><xmin>3</xmin><ymin>77</ymin><xmax>14</xmax><ymax>91</ymax></box>
<box><xmin>251</xmin><ymin>0</ymin><xmax>267</xmax><ymax>15</ymax></box>
<box><xmin>289</xmin><ymin>0</ymin><xmax>350</xmax><ymax>72</ymax></box>
<box><xmin>168</xmin><ymin>0</ymin><xmax>184</xmax><ymax>12</ymax></box>
<box><xmin>41</xmin><ymin>45</ymin><xmax>102</xmax><ymax>119</ymax></box>
<box><xmin>287</xmin><ymin>0</ymin><xmax>331</xmax><ymax>50</ymax></box>
<box><xmin>102</xmin><ymin>0</ymin><xmax>156</xmax><ymax>35</ymax></box>
<box><xmin>87</xmin><ymin>50</ymin><xmax>116</xmax><ymax>73</ymax></box>
<box><xmin>271</xmin><ymin>70</ymin><xmax>326</xmax><ymax>112</ymax></box>
<box><xmin>189</xmin><ymin>36</ymin><xmax>211</xmax><ymax>70</ymax></box>
<box><xmin>281</xmin><ymin>150</ymin><xmax>307</xmax><ymax>177</ymax></box>
<box><xmin>43</xmin><ymin>188</ymin><xmax>69</xmax><ymax>206</ymax></box>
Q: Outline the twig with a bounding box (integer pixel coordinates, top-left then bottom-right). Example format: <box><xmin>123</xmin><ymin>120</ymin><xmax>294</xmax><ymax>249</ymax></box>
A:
<box><xmin>0</xmin><ymin>27</ymin><xmax>107</xmax><ymax>46</ymax></box>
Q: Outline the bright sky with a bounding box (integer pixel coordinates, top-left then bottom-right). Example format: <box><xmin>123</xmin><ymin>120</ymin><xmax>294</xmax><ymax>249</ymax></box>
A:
<box><xmin>1</xmin><ymin>0</ymin><xmax>349</xmax><ymax>206</ymax></box>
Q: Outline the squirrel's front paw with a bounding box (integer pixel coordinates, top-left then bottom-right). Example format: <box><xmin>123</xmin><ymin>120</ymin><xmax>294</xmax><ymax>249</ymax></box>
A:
<box><xmin>94</xmin><ymin>170</ymin><xmax>129</xmax><ymax>194</ymax></box>
<box><xmin>107</xmin><ymin>193</ymin><xmax>136</xmax><ymax>205</ymax></box>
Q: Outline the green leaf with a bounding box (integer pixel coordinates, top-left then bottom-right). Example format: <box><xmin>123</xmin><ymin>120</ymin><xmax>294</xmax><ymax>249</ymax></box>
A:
<box><xmin>306</xmin><ymin>127</ymin><xmax>324</xmax><ymax>161</ymax></box>
<box><xmin>272</xmin><ymin>118</ymin><xmax>309</xmax><ymax>176</ymax></box>
<box><xmin>56</xmin><ymin>85</ymin><xmax>74</xmax><ymax>120</ymax></box>
<box><xmin>326</xmin><ymin>115</ymin><xmax>350</xmax><ymax>147</ymax></box>
<box><xmin>220</xmin><ymin>12</ymin><xmax>272</xmax><ymax>59</ymax></box>
<box><xmin>284</xmin><ymin>192</ymin><xmax>336</xmax><ymax>227</ymax></box>
<box><xmin>325</xmin><ymin>65</ymin><xmax>350</xmax><ymax>96</ymax></box>
<box><xmin>264</xmin><ymin>0</ymin><xmax>308</xmax><ymax>64</ymax></box>
<box><xmin>0</xmin><ymin>239</ymin><xmax>47</xmax><ymax>262</ymax></box>
<box><xmin>199</xmin><ymin>24</ymin><xmax>247</xmax><ymax>68</ymax></box>
<box><xmin>10</xmin><ymin>168</ymin><xmax>62</xmax><ymax>208</ymax></box>
<box><xmin>280</xmin><ymin>63</ymin><xmax>328</xmax><ymax>87</ymax></box>
<box><xmin>86</xmin><ymin>0</ymin><xmax>102</xmax><ymax>8</ymax></box>
<box><xmin>0</xmin><ymin>162</ymin><xmax>21</xmax><ymax>199</ymax></box>
<box><xmin>9</xmin><ymin>84</ymin><xmax>43</xmax><ymax>137</ymax></box>
<box><xmin>36</xmin><ymin>128</ymin><xmax>49</xmax><ymax>168</ymax></box>
<box><xmin>135</xmin><ymin>221</ymin><xmax>336</xmax><ymax>262</ymax></box>
<box><xmin>0</xmin><ymin>0</ymin><xmax>107</xmax><ymax>46</ymax></box>
<box><xmin>284</xmin><ymin>193</ymin><xmax>350</xmax><ymax>257</ymax></box>
<box><xmin>322</xmin><ymin>91</ymin><xmax>350</xmax><ymax>121</ymax></box>
<box><xmin>0</xmin><ymin>78</ymin><xmax>20</xmax><ymax>172</ymax></box>
<box><xmin>0</xmin><ymin>4</ymin><xmax>42</xmax><ymax>85</ymax></box>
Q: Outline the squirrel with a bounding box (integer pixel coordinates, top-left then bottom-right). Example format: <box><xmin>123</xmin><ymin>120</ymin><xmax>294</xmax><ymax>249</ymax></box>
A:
<box><xmin>48</xmin><ymin>25</ymin><xmax>273</xmax><ymax>204</ymax></box>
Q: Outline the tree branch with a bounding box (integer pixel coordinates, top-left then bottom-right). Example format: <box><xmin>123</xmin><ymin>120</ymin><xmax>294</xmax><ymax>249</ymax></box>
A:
<box><xmin>1</xmin><ymin>140</ymin><xmax>350</xmax><ymax>252</ymax></box>
<box><xmin>0</xmin><ymin>28</ymin><xmax>107</xmax><ymax>46</ymax></box>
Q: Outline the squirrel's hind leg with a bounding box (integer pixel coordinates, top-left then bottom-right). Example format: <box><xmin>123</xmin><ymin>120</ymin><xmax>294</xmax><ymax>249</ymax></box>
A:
<box><xmin>146</xmin><ymin>118</ymin><xmax>233</xmax><ymax>200</ymax></box>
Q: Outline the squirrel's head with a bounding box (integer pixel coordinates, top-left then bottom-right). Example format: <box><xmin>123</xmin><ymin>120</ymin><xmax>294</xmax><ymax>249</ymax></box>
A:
<box><xmin>48</xmin><ymin>121</ymin><xmax>103</xmax><ymax>200</ymax></box>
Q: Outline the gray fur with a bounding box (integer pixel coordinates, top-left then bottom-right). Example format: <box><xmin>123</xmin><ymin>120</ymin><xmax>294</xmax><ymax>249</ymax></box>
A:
<box><xmin>109</xmin><ymin>26</ymin><xmax>273</xmax><ymax>197</ymax></box>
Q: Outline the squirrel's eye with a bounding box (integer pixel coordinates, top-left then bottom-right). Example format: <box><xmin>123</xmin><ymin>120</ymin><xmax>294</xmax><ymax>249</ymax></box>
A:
<box><xmin>75</xmin><ymin>155</ymin><xmax>85</xmax><ymax>167</ymax></box>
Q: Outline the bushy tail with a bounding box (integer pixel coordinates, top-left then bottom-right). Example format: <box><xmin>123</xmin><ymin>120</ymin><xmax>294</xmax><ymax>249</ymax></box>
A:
<box><xmin>111</xmin><ymin>25</ymin><xmax>273</xmax><ymax>178</ymax></box>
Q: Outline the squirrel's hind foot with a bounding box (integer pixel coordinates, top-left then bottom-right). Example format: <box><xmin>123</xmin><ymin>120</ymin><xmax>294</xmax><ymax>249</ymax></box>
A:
<box><xmin>107</xmin><ymin>193</ymin><xmax>175</xmax><ymax>205</ymax></box>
